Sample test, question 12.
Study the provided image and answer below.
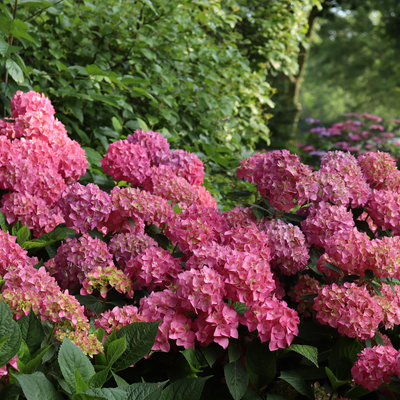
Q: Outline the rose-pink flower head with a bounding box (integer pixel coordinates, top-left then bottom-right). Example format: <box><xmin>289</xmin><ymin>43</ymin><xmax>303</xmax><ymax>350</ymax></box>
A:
<box><xmin>315</xmin><ymin>151</ymin><xmax>371</xmax><ymax>208</ymax></box>
<box><xmin>127</xmin><ymin>129</ymin><xmax>170</xmax><ymax>165</ymax></box>
<box><xmin>222</xmin><ymin>206</ymin><xmax>257</xmax><ymax>228</ymax></box>
<box><xmin>238</xmin><ymin>150</ymin><xmax>318</xmax><ymax>212</ymax></box>
<box><xmin>94</xmin><ymin>305</ymin><xmax>144</xmax><ymax>334</ymax></box>
<box><xmin>195</xmin><ymin>185</ymin><xmax>218</xmax><ymax>209</ymax></box>
<box><xmin>1</xmin><ymin>192</ymin><xmax>64</xmax><ymax>238</ymax></box>
<box><xmin>160</xmin><ymin>149</ymin><xmax>204</xmax><ymax>187</ymax></box>
<box><xmin>313</xmin><ymin>282</ymin><xmax>382</xmax><ymax>340</ymax></box>
<box><xmin>373</xmin><ymin>283</ymin><xmax>400</xmax><ymax>329</ymax></box>
<box><xmin>166</xmin><ymin>204</ymin><xmax>229</xmax><ymax>254</ymax></box>
<box><xmin>101</xmin><ymin>140</ymin><xmax>151</xmax><ymax>186</ymax></box>
<box><xmin>11</xmin><ymin>91</ymin><xmax>55</xmax><ymax>118</ymax></box>
<box><xmin>288</xmin><ymin>274</ymin><xmax>321</xmax><ymax>316</ymax></box>
<box><xmin>46</xmin><ymin>233</ymin><xmax>113</xmax><ymax>292</ymax></box>
<box><xmin>259</xmin><ymin>218</ymin><xmax>309</xmax><ymax>275</ymax></box>
<box><xmin>351</xmin><ymin>345</ymin><xmax>399</xmax><ymax>391</ymax></box>
<box><xmin>144</xmin><ymin>165</ymin><xmax>198</xmax><ymax>209</ymax></box>
<box><xmin>367</xmin><ymin>236</ymin><xmax>400</xmax><ymax>280</ymax></box>
<box><xmin>0</xmin><ymin>119</ymin><xmax>16</xmax><ymax>139</ymax></box>
<box><xmin>301</xmin><ymin>202</ymin><xmax>354</xmax><ymax>249</ymax></box>
<box><xmin>0</xmin><ymin>229</ymin><xmax>31</xmax><ymax>275</ymax></box>
<box><xmin>58</xmin><ymin>182</ymin><xmax>112</xmax><ymax>233</ymax></box>
<box><xmin>358</xmin><ymin>151</ymin><xmax>400</xmax><ymax>191</ymax></box>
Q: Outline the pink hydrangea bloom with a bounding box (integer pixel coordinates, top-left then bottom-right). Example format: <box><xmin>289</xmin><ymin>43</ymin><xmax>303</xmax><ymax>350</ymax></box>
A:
<box><xmin>11</xmin><ymin>91</ymin><xmax>55</xmax><ymax>118</ymax></box>
<box><xmin>0</xmin><ymin>355</ymin><xmax>19</xmax><ymax>378</ymax></box>
<box><xmin>315</xmin><ymin>151</ymin><xmax>371</xmax><ymax>208</ymax></box>
<box><xmin>367</xmin><ymin>236</ymin><xmax>400</xmax><ymax>279</ymax></box>
<box><xmin>1</xmin><ymin>192</ymin><xmax>64</xmax><ymax>237</ymax></box>
<box><xmin>81</xmin><ymin>263</ymin><xmax>134</xmax><ymax>298</ymax></box>
<box><xmin>301</xmin><ymin>202</ymin><xmax>354</xmax><ymax>248</ymax></box>
<box><xmin>194</xmin><ymin>185</ymin><xmax>218</xmax><ymax>209</ymax></box>
<box><xmin>108</xmin><ymin>232</ymin><xmax>158</xmax><ymax>267</ymax></box>
<box><xmin>222</xmin><ymin>206</ymin><xmax>257</xmax><ymax>228</ymax></box>
<box><xmin>242</xmin><ymin>296</ymin><xmax>299</xmax><ymax>351</ymax></box>
<box><xmin>367</xmin><ymin>189</ymin><xmax>400</xmax><ymax>234</ymax></box>
<box><xmin>46</xmin><ymin>233</ymin><xmax>113</xmax><ymax>292</ymax></box>
<box><xmin>313</xmin><ymin>283</ymin><xmax>382</xmax><ymax>340</ymax></box>
<box><xmin>373</xmin><ymin>283</ymin><xmax>400</xmax><ymax>329</ymax></box>
<box><xmin>57</xmin><ymin>182</ymin><xmax>112</xmax><ymax>233</ymax></box>
<box><xmin>357</xmin><ymin>151</ymin><xmax>399</xmax><ymax>190</ymax></box>
<box><xmin>160</xmin><ymin>149</ymin><xmax>204</xmax><ymax>186</ymax></box>
<box><xmin>144</xmin><ymin>165</ymin><xmax>198</xmax><ymax>208</ymax></box>
<box><xmin>237</xmin><ymin>150</ymin><xmax>318</xmax><ymax>212</ymax></box>
<box><xmin>101</xmin><ymin>140</ymin><xmax>151</xmax><ymax>185</ymax></box>
<box><xmin>127</xmin><ymin>129</ymin><xmax>170</xmax><ymax>165</ymax></box>
<box><xmin>351</xmin><ymin>345</ymin><xmax>399</xmax><ymax>391</ymax></box>
<box><xmin>0</xmin><ymin>119</ymin><xmax>16</xmax><ymax>139</ymax></box>
<box><xmin>259</xmin><ymin>218</ymin><xmax>309</xmax><ymax>275</ymax></box>
<box><xmin>167</xmin><ymin>204</ymin><xmax>229</xmax><ymax>253</ymax></box>
<box><xmin>56</xmin><ymin>139</ymin><xmax>88</xmax><ymax>184</ymax></box>
<box><xmin>125</xmin><ymin>246</ymin><xmax>181</xmax><ymax>290</ymax></box>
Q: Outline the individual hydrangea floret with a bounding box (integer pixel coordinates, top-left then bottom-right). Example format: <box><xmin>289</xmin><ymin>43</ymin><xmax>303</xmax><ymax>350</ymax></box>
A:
<box><xmin>57</xmin><ymin>182</ymin><xmax>112</xmax><ymax>233</ymax></box>
<box><xmin>259</xmin><ymin>218</ymin><xmax>309</xmax><ymax>275</ymax></box>
<box><xmin>101</xmin><ymin>140</ymin><xmax>151</xmax><ymax>186</ymax></box>
<box><xmin>351</xmin><ymin>345</ymin><xmax>399</xmax><ymax>391</ymax></box>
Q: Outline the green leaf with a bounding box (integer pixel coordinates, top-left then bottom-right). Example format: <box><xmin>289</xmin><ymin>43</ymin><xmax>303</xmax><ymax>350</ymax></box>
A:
<box><xmin>142</xmin><ymin>0</ymin><xmax>158</xmax><ymax>15</ymax></box>
<box><xmin>224</xmin><ymin>360</ymin><xmax>249</xmax><ymax>400</ymax></box>
<box><xmin>119</xmin><ymin>381</ymin><xmax>167</xmax><ymax>400</ymax></box>
<box><xmin>324</xmin><ymin>262</ymin><xmax>342</xmax><ymax>274</ymax></box>
<box><xmin>5</xmin><ymin>58</ymin><xmax>24</xmax><ymax>83</ymax></box>
<box><xmin>76</xmin><ymin>367</ymin><xmax>90</xmax><ymax>393</ymax></box>
<box><xmin>113</xmin><ymin>321</ymin><xmax>160</xmax><ymax>372</ymax></box>
<box><xmin>242</xmin><ymin>388</ymin><xmax>263</xmax><ymax>400</ymax></box>
<box><xmin>288</xmin><ymin>344</ymin><xmax>318</xmax><ymax>368</ymax></box>
<box><xmin>17</xmin><ymin>309</ymin><xmax>44</xmax><ymax>355</ymax></box>
<box><xmin>180</xmin><ymin>348</ymin><xmax>202</xmax><ymax>373</ymax></box>
<box><xmin>74</xmin><ymin>295</ymin><xmax>103</xmax><ymax>316</ymax></box>
<box><xmin>137</xmin><ymin>118</ymin><xmax>149</xmax><ymax>131</ymax></box>
<box><xmin>16</xmin><ymin>372</ymin><xmax>64</xmax><ymax>400</ymax></box>
<box><xmin>111</xmin><ymin>371</ymin><xmax>128</xmax><ymax>387</ymax></box>
<box><xmin>159</xmin><ymin>377</ymin><xmax>210</xmax><ymax>400</ymax></box>
<box><xmin>325</xmin><ymin>367</ymin><xmax>350</xmax><ymax>392</ymax></box>
<box><xmin>20</xmin><ymin>345</ymin><xmax>51</xmax><ymax>374</ymax></box>
<box><xmin>13</xmin><ymin>53</ymin><xmax>28</xmax><ymax>75</ymax></box>
<box><xmin>199</xmin><ymin>342</ymin><xmax>220</xmax><ymax>368</ymax></box>
<box><xmin>73</xmin><ymin>387</ymin><xmax>128</xmax><ymax>400</ymax></box>
<box><xmin>344</xmin><ymin>384</ymin><xmax>372</xmax><ymax>399</ymax></box>
<box><xmin>22</xmin><ymin>227</ymin><xmax>76</xmax><ymax>250</ymax></box>
<box><xmin>12</xmin><ymin>221</ymin><xmax>23</xmax><ymax>236</ymax></box>
<box><xmin>86</xmin><ymin>64</ymin><xmax>108</xmax><ymax>76</ymax></box>
<box><xmin>279</xmin><ymin>370</ymin><xmax>314</xmax><ymax>399</ymax></box>
<box><xmin>0</xmin><ymin>37</ymin><xmax>9</xmax><ymax>56</ymax></box>
<box><xmin>83</xmin><ymin>147</ymin><xmax>103</xmax><ymax>168</ymax></box>
<box><xmin>228</xmin><ymin>338</ymin><xmax>241</xmax><ymax>363</ymax></box>
<box><xmin>88</xmin><ymin>368</ymin><xmax>110</xmax><ymax>389</ymax></box>
<box><xmin>58</xmin><ymin>338</ymin><xmax>96</xmax><ymax>394</ymax></box>
<box><xmin>16</xmin><ymin>225</ymin><xmax>31</xmax><ymax>246</ymax></box>
<box><xmin>306</xmin><ymin>249</ymin><xmax>323</xmax><ymax>276</ymax></box>
<box><xmin>374</xmin><ymin>331</ymin><xmax>384</xmax><ymax>346</ymax></box>
<box><xmin>246</xmin><ymin>338</ymin><xmax>276</xmax><ymax>391</ymax></box>
<box><xmin>107</xmin><ymin>336</ymin><xmax>127</xmax><ymax>367</ymax></box>
<box><xmin>91</xmin><ymin>94</ymin><xmax>120</xmax><ymax>108</ymax></box>
<box><xmin>0</xmin><ymin>300</ymin><xmax>22</xmax><ymax>367</ymax></box>
<box><xmin>10</xmin><ymin>28</ymin><xmax>37</xmax><ymax>45</ymax></box>
<box><xmin>0</xmin><ymin>210</ymin><xmax>10</xmax><ymax>232</ymax></box>
<box><xmin>233</xmin><ymin>302</ymin><xmax>250</xmax><ymax>316</ymax></box>
<box><xmin>17</xmin><ymin>339</ymin><xmax>31</xmax><ymax>365</ymax></box>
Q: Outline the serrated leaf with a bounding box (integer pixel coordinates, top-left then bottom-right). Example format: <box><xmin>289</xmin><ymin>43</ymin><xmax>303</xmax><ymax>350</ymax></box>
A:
<box><xmin>159</xmin><ymin>377</ymin><xmax>210</xmax><ymax>400</ymax></box>
<box><xmin>73</xmin><ymin>387</ymin><xmax>127</xmax><ymax>400</ymax></box>
<box><xmin>21</xmin><ymin>345</ymin><xmax>51</xmax><ymax>374</ymax></box>
<box><xmin>119</xmin><ymin>381</ymin><xmax>166</xmax><ymax>400</ymax></box>
<box><xmin>225</xmin><ymin>360</ymin><xmax>248</xmax><ymax>400</ymax></box>
<box><xmin>0</xmin><ymin>300</ymin><xmax>22</xmax><ymax>367</ymax></box>
<box><xmin>22</xmin><ymin>227</ymin><xmax>76</xmax><ymax>250</ymax></box>
<box><xmin>279</xmin><ymin>370</ymin><xmax>314</xmax><ymax>399</ymax></box>
<box><xmin>113</xmin><ymin>321</ymin><xmax>160</xmax><ymax>372</ymax></box>
<box><xmin>107</xmin><ymin>336</ymin><xmax>127</xmax><ymax>367</ymax></box>
<box><xmin>16</xmin><ymin>372</ymin><xmax>64</xmax><ymax>400</ymax></box>
<box><xmin>17</xmin><ymin>309</ymin><xmax>44</xmax><ymax>355</ymax></box>
<box><xmin>58</xmin><ymin>338</ymin><xmax>96</xmax><ymax>394</ymax></box>
<box><xmin>288</xmin><ymin>344</ymin><xmax>318</xmax><ymax>368</ymax></box>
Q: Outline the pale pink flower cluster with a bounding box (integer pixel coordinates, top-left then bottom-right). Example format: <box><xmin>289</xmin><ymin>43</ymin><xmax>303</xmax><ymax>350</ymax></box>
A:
<box><xmin>373</xmin><ymin>283</ymin><xmax>400</xmax><ymax>329</ymax></box>
<box><xmin>237</xmin><ymin>150</ymin><xmax>318</xmax><ymax>211</ymax></box>
<box><xmin>351</xmin><ymin>345</ymin><xmax>399</xmax><ymax>390</ymax></box>
<box><xmin>313</xmin><ymin>283</ymin><xmax>383</xmax><ymax>340</ymax></box>
<box><xmin>0</xmin><ymin>91</ymin><xmax>88</xmax><ymax>237</ymax></box>
<box><xmin>259</xmin><ymin>218</ymin><xmax>309</xmax><ymax>275</ymax></box>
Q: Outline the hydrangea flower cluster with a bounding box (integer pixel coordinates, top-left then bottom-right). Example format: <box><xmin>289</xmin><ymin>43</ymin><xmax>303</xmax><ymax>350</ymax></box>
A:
<box><xmin>0</xmin><ymin>91</ymin><xmax>88</xmax><ymax>237</ymax></box>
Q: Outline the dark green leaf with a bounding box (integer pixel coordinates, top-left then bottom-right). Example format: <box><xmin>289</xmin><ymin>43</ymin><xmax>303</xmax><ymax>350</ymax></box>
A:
<box><xmin>279</xmin><ymin>370</ymin><xmax>314</xmax><ymax>399</ymax></box>
<box><xmin>0</xmin><ymin>210</ymin><xmax>10</xmax><ymax>232</ymax></box>
<box><xmin>142</xmin><ymin>0</ymin><xmax>158</xmax><ymax>15</ymax></box>
<box><xmin>16</xmin><ymin>372</ymin><xmax>64</xmax><ymax>400</ymax></box>
<box><xmin>344</xmin><ymin>384</ymin><xmax>373</xmax><ymax>399</ymax></box>
<box><xmin>325</xmin><ymin>367</ymin><xmax>350</xmax><ymax>392</ymax></box>
<box><xmin>16</xmin><ymin>225</ymin><xmax>31</xmax><ymax>246</ymax></box>
<box><xmin>111</xmin><ymin>371</ymin><xmax>128</xmax><ymax>387</ymax></box>
<box><xmin>119</xmin><ymin>381</ymin><xmax>166</xmax><ymax>400</ymax></box>
<box><xmin>88</xmin><ymin>368</ymin><xmax>110</xmax><ymax>389</ymax></box>
<box><xmin>0</xmin><ymin>300</ymin><xmax>22</xmax><ymax>367</ymax></box>
<box><xmin>107</xmin><ymin>336</ymin><xmax>127</xmax><ymax>367</ymax></box>
<box><xmin>180</xmin><ymin>348</ymin><xmax>202</xmax><ymax>373</ymax></box>
<box><xmin>21</xmin><ymin>346</ymin><xmax>51</xmax><ymax>374</ymax></box>
<box><xmin>374</xmin><ymin>331</ymin><xmax>384</xmax><ymax>346</ymax></box>
<box><xmin>113</xmin><ymin>321</ymin><xmax>160</xmax><ymax>372</ymax></box>
<box><xmin>306</xmin><ymin>249</ymin><xmax>323</xmax><ymax>276</ymax></box>
<box><xmin>225</xmin><ymin>360</ymin><xmax>249</xmax><ymax>400</ymax></box>
<box><xmin>199</xmin><ymin>342</ymin><xmax>220</xmax><ymax>368</ymax></box>
<box><xmin>159</xmin><ymin>377</ymin><xmax>211</xmax><ymax>400</ymax></box>
<box><xmin>58</xmin><ymin>338</ymin><xmax>96</xmax><ymax>394</ymax></box>
<box><xmin>234</xmin><ymin>302</ymin><xmax>250</xmax><ymax>316</ymax></box>
<box><xmin>228</xmin><ymin>338</ymin><xmax>242</xmax><ymax>363</ymax></box>
<box><xmin>22</xmin><ymin>227</ymin><xmax>76</xmax><ymax>250</ymax></box>
<box><xmin>73</xmin><ymin>387</ymin><xmax>127</xmax><ymax>400</ymax></box>
<box><xmin>288</xmin><ymin>344</ymin><xmax>318</xmax><ymax>368</ymax></box>
<box><xmin>246</xmin><ymin>338</ymin><xmax>276</xmax><ymax>391</ymax></box>
<box><xmin>324</xmin><ymin>262</ymin><xmax>342</xmax><ymax>274</ymax></box>
<box><xmin>6</xmin><ymin>58</ymin><xmax>24</xmax><ymax>83</ymax></box>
